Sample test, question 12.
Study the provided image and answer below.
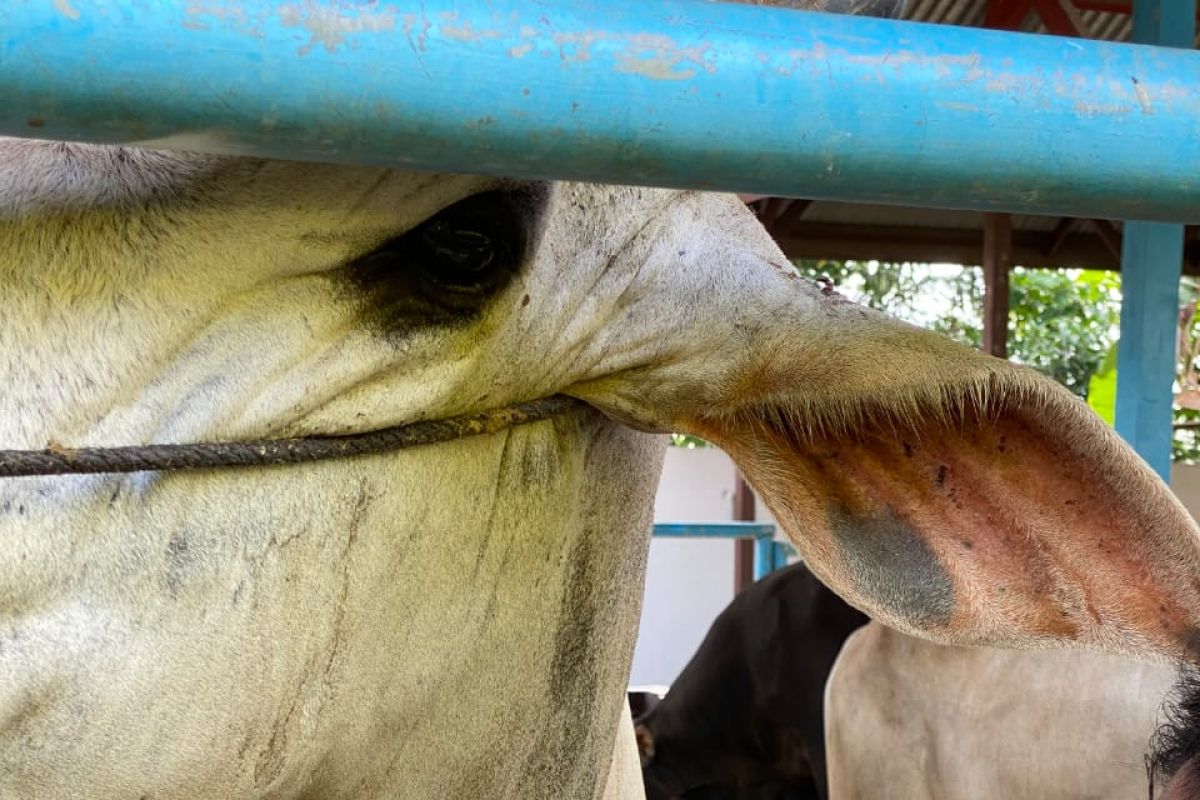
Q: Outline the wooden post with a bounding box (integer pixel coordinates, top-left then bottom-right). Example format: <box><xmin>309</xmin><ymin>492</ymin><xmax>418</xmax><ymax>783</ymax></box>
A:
<box><xmin>732</xmin><ymin>475</ymin><xmax>755</xmax><ymax>593</ymax></box>
<box><xmin>982</xmin><ymin>213</ymin><xmax>1012</xmax><ymax>358</ymax></box>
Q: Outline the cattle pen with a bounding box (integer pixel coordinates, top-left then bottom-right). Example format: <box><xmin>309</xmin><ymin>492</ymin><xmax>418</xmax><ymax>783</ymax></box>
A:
<box><xmin>2</xmin><ymin>0</ymin><xmax>1195</xmax><ymax>480</ymax></box>
<box><xmin>4</xmin><ymin>2</ymin><xmax>1200</xmax><ymax>798</ymax></box>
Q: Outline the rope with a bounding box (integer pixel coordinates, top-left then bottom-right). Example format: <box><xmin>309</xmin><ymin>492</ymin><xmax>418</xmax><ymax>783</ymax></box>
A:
<box><xmin>0</xmin><ymin>395</ymin><xmax>585</xmax><ymax>477</ymax></box>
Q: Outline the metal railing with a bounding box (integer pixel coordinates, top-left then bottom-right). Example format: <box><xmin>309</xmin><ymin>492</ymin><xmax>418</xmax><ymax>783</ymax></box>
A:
<box><xmin>652</xmin><ymin>522</ymin><xmax>794</xmax><ymax>581</ymax></box>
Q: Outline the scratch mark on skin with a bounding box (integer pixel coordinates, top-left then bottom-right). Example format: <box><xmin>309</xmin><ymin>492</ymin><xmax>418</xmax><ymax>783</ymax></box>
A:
<box><xmin>253</xmin><ymin>480</ymin><xmax>370</xmax><ymax>789</ymax></box>
<box><xmin>325</xmin><ymin>479</ymin><xmax>369</xmax><ymax>682</ymax></box>
<box><xmin>472</xmin><ymin>430</ymin><xmax>514</xmax><ymax>581</ymax></box>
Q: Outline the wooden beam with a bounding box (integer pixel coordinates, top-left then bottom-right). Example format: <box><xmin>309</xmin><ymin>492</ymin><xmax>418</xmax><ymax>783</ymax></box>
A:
<box><xmin>732</xmin><ymin>476</ymin><xmax>756</xmax><ymax>593</ymax></box>
<box><xmin>1091</xmin><ymin>218</ymin><xmax>1124</xmax><ymax>259</ymax></box>
<box><xmin>771</xmin><ymin>199</ymin><xmax>814</xmax><ymax>237</ymax></box>
<box><xmin>758</xmin><ymin>197</ymin><xmax>790</xmax><ymax>236</ymax></box>
<box><xmin>985</xmin><ymin>0</ymin><xmax>1036</xmax><ymax>28</ymax></box>
<box><xmin>1044</xmin><ymin>217</ymin><xmax>1078</xmax><ymax>257</ymax></box>
<box><xmin>770</xmin><ymin>221</ymin><xmax>1199</xmax><ymax>272</ymax></box>
<box><xmin>983</xmin><ymin>214</ymin><xmax>1013</xmax><ymax>358</ymax></box>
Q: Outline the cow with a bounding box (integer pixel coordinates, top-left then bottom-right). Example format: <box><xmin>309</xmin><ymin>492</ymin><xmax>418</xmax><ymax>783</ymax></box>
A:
<box><xmin>824</xmin><ymin>621</ymin><xmax>1178</xmax><ymax>799</ymax></box>
<box><xmin>635</xmin><ymin>562</ymin><xmax>867</xmax><ymax>799</ymax></box>
<box><xmin>7</xmin><ymin>7</ymin><xmax>1200</xmax><ymax>799</ymax></box>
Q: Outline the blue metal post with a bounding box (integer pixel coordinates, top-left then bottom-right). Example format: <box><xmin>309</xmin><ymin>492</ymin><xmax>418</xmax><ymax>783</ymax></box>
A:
<box><xmin>753</xmin><ymin>535</ymin><xmax>775</xmax><ymax>581</ymax></box>
<box><xmin>1115</xmin><ymin>0</ymin><xmax>1195</xmax><ymax>480</ymax></box>
<box><xmin>2</xmin><ymin>2</ymin><xmax>1200</xmax><ymax>221</ymax></box>
<box><xmin>772</xmin><ymin>542</ymin><xmax>793</xmax><ymax>572</ymax></box>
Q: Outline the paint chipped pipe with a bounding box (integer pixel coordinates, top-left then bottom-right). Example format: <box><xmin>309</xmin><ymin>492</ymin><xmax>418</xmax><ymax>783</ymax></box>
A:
<box><xmin>2</xmin><ymin>0</ymin><xmax>1199</xmax><ymax>221</ymax></box>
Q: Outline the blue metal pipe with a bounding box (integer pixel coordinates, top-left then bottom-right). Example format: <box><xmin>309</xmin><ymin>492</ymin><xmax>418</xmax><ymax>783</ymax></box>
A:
<box><xmin>3</xmin><ymin>1</ymin><xmax>1200</xmax><ymax>221</ymax></box>
<box><xmin>652</xmin><ymin>522</ymin><xmax>777</xmax><ymax>539</ymax></box>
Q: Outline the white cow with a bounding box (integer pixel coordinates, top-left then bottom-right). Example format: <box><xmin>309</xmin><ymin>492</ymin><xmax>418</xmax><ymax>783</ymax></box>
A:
<box><xmin>5</xmin><ymin>17</ymin><xmax>1200</xmax><ymax>800</ymax></box>
<box><xmin>825</xmin><ymin>622</ymin><xmax>1177</xmax><ymax>799</ymax></box>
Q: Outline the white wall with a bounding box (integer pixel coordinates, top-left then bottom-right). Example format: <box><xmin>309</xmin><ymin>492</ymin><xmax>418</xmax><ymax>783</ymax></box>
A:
<box><xmin>630</xmin><ymin>446</ymin><xmax>762</xmax><ymax>686</ymax></box>
<box><xmin>633</xmin><ymin>448</ymin><xmax>782</xmax><ymax>686</ymax></box>
<box><xmin>1173</xmin><ymin>463</ymin><xmax>1200</xmax><ymax>518</ymax></box>
<box><xmin>631</xmin><ymin>454</ymin><xmax>1200</xmax><ymax>688</ymax></box>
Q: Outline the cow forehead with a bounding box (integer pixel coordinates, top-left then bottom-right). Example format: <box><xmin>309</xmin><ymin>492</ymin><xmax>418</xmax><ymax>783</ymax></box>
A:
<box><xmin>0</xmin><ymin>141</ymin><xmax>704</xmax><ymax>279</ymax></box>
<box><xmin>0</xmin><ymin>138</ymin><xmax>514</xmax><ymax>232</ymax></box>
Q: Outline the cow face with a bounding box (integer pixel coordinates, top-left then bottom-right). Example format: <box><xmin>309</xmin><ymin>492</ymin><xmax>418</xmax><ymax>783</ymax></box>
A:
<box><xmin>5</xmin><ymin>140</ymin><xmax>1200</xmax><ymax>665</ymax></box>
<box><xmin>3</xmin><ymin>134</ymin><xmax>1200</xmax><ymax>800</ymax></box>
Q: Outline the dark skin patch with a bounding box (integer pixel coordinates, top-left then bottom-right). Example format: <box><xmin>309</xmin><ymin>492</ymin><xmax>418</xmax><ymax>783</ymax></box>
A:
<box><xmin>164</xmin><ymin>529</ymin><xmax>197</xmax><ymax>595</ymax></box>
<box><xmin>828</xmin><ymin>505</ymin><xmax>955</xmax><ymax>628</ymax></box>
<box><xmin>518</xmin><ymin>523</ymin><xmax>603</xmax><ymax>792</ymax></box>
<box><xmin>336</xmin><ymin>187</ymin><xmax>546</xmax><ymax>339</ymax></box>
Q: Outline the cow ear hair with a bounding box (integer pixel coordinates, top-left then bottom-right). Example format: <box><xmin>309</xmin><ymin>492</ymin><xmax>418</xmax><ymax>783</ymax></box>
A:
<box><xmin>685</xmin><ymin>325</ymin><xmax>1200</xmax><ymax>662</ymax></box>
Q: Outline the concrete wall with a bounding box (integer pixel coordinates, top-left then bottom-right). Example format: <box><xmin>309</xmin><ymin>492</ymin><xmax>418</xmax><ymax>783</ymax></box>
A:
<box><xmin>630</xmin><ymin>446</ymin><xmax>756</xmax><ymax>687</ymax></box>
<box><xmin>1172</xmin><ymin>463</ymin><xmax>1200</xmax><ymax>518</ymax></box>
<box><xmin>631</xmin><ymin>450</ymin><xmax>1200</xmax><ymax>688</ymax></box>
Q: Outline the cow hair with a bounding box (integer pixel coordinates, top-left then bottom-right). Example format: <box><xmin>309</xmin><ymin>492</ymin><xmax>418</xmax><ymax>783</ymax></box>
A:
<box><xmin>1148</xmin><ymin>665</ymin><xmax>1200</xmax><ymax>798</ymax></box>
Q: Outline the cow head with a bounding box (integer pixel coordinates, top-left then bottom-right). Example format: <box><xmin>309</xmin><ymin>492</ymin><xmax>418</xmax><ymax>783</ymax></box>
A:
<box><xmin>5</xmin><ymin>156</ymin><xmax>1200</xmax><ymax>662</ymax></box>
<box><xmin>6</xmin><ymin>2</ymin><xmax>1200</xmax><ymax>793</ymax></box>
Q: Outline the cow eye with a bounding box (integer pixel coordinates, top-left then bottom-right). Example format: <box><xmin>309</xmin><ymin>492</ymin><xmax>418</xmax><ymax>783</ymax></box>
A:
<box><xmin>420</xmin><ymin>219</ymin><xmax>497</xmax><ymax>286</ymax></box>
<box><xmin>411</xmin><ymin>192</ymin><xmax>523</xmax><ymax>294</ymax></box>
<box><xmin>343</xmin><ymin>188</ymin><xmax>537</xmax><ymax>336</ymax></box>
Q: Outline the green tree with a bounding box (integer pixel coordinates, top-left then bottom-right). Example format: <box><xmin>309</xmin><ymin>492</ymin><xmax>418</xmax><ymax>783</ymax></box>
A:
<box><xmin>795</xmin><ymin>260</ymin><xmax>1121</xmax><ymax>400</ymax></box>
<box><xmin>1006</xmin><ymin>268</ymin><xmax>1121</xmax><ymax>397</ymax></box>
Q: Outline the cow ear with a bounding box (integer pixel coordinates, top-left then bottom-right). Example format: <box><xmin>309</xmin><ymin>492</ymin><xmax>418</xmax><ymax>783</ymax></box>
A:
<box><xmin>685</xmin><ymin>318</ymin><xmax>1200</xmax><ymax>663</ymax></box>
<box><xmin>634</xmin><ymin>724</ymin><xmax>656</xmax><ymax>768</ymax></box>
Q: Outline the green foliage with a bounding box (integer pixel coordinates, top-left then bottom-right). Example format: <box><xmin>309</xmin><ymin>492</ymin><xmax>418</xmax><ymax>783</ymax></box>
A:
<box><xmin>794</xmin><ymin>260</ymin><xmax>1120</xmax><ymax>401</ymax></box>
<box><xmin>669</xmin><ymin>433</ymin><xmax>709</xmax><ymax>448</ymax></box>
<box><xmin>1086</xmin><ymin>344</ymin><xmax>1117</xmax><ymax>426</ymax></box>
<box><xmin>1007</xmin><ymin>268</ymin><xmax>1121</xmax><ymax>397</ymax></box>
<box><xmin>797</xmin><ymin>260</ymin><xmax>982</xmax><ymax>341</ymax></box>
